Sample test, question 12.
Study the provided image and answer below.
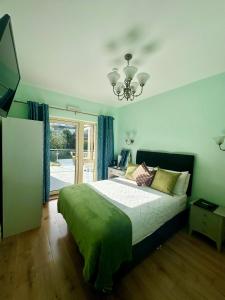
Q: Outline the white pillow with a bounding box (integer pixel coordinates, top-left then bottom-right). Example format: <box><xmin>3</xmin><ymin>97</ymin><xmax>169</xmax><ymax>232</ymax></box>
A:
<box><xmin>163</xmin><ymin>169</ymin><xmax>190</xmax><ymax>195</ymax></box>
<box><xmin>183</xmin><ymin>173</ymin><xmax>191</xmax><ymax>195</ymax></box>
<box><xmin>147</xmin><ymin>166</ymin><xmax>158</xmax><ymax>172</ymax></box>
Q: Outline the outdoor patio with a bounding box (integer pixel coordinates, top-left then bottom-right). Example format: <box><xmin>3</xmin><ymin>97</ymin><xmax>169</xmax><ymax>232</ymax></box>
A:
<box><xmin>50</xmin><ymin>159</ymin><xmax>94</xmax><ymax>191</ymax></box>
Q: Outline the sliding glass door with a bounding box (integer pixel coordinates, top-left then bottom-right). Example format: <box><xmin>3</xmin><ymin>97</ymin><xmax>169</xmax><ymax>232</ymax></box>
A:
<box><xmin>50</xmin><ymin>118</ymin><xmax>96</xmax><ymax>193</ymax></box>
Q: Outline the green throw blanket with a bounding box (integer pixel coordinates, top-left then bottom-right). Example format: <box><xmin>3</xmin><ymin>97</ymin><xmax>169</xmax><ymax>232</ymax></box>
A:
<box><xmin>58</xmin><ymin>183</ymin><xmax>132</xmax><ymax>291</ymax></box>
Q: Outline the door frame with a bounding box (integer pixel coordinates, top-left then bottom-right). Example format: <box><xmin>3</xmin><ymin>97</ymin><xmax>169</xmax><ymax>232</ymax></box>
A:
<box><xmin>49</xmin><ymin>117</ymin><xmax>97</xmax><ymax>194</ymax></box>
<box><xmin>82</xmin><ymin>122</ymin><xmax>97</xmax><ymax>182</ymax></box>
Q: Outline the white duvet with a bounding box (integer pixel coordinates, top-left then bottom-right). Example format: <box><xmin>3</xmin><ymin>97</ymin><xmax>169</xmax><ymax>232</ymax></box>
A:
<box><xmin>88</xmin><ymin>177</ymin><xmax>187</xmax><ymax>245</ymax></box>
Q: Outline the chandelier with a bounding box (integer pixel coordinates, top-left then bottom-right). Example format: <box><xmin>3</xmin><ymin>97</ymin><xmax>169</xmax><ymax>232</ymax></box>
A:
<box><xmin>107</xmin><ymin>53</ymin><xmax>150</xmax><ymax>101</ymax></box>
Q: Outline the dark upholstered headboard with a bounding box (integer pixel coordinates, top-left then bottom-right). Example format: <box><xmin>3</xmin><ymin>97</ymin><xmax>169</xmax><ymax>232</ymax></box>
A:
<box><xmin>136</xmin><ymin>150</ymin><xmax>195</xmax><ymax>196</ymax></box>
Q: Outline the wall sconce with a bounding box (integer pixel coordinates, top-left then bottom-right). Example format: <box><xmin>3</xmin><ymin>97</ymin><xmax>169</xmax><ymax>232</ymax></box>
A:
<box><xmin>125</xmin><ymin>138</ymin><xmax>134</xmax><ymax>145</ymax></box>
<box><xmin>213</xmin><ymin>136</ymin><xmax>225</xmax><ymax>151</ymax></box>
<box><xmin>125</xmin><ymin>130</ymin><xmax>136</xmax><ymax>145</ymax></box>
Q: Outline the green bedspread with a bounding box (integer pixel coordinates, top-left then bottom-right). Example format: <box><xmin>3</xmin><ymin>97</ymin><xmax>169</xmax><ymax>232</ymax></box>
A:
<box><xmin>58</xmin><ymin>183</ymin><xmax>132</xmax><ymax>291</ymax></box>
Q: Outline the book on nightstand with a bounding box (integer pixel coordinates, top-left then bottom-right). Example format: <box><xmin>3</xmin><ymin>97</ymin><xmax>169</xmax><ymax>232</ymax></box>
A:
<box><xmin>194</xmin><ymin>199</ymin><xmax>218</xmax><ymax>212</ymax></box>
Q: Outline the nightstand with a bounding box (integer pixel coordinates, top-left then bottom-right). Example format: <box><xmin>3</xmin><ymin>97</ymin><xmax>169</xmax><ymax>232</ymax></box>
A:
<box><xmin>189</xmin><ymin>202</ymin><xmax>225</xmax><ymax>251</ymax></box>
<box><xmin>108</xmin><ymin>167</ymin><xmax>125</xmax><ymax>179</ymax></box>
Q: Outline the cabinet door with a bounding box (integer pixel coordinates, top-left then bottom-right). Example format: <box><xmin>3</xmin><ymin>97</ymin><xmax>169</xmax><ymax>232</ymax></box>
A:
<box><xmin>2</xmin><ymin>118</ymin><xmax>43</xmax><ymax>237</ymax></box>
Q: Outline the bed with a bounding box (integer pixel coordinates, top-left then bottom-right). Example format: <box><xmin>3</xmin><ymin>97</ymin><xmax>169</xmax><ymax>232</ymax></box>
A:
<box><xmin>58</xmin><ymin>150</ymin><xmax>195</xmax><ymax>291</ymax></box>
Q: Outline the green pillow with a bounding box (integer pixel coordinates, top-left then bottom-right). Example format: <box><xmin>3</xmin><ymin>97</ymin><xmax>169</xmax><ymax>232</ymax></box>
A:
<box><xmin>151</xmin><ymin>168</ymin><xmax>181</xmax><ymax>195</ymax></box>
<box><xmin>125</xmin><ymin>163</ymin><xmax>138</xmax><ymax>181</ymax></box>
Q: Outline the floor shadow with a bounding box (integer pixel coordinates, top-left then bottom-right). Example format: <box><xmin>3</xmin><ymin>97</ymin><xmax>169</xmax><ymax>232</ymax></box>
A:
<box><xmin>50</xmin><ymin>176</ymin><xmax>72</xmax><ymax>191</ymax></box>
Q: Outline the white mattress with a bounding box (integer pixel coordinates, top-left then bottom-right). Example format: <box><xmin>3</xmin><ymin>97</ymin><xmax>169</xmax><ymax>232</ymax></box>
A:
<box><xmin>88</xmin><ymin>177</ymin><xmax>187</xmax><ymax>245</ymax></box>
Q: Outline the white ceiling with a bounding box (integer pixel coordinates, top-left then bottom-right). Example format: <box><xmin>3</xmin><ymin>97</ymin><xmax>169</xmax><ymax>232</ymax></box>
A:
<box><xmin>1</xmin><ymin>0</ymin><xmax>225</xmax><ymax>107</ymax></box>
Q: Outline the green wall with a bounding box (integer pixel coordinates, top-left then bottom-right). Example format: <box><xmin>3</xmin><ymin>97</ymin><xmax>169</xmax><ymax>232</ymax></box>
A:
<box><xmin>9</xmin><ymin>82</ymin><xmax>116</xmax><ymax>122</ymax></box>
<box><xmin>9</xmin><ymin>82</ymin><xmax>118</xmax><ymax>149</ymax></box>
<box><xmin>8</xmin><ymin>74</ymin><xmax>225</xmax><ymax>205</ymax></box>
<box><xmin>116</xmin><ymin>72</ymin><xmax>225</xmax><ymax>205</ymax></box>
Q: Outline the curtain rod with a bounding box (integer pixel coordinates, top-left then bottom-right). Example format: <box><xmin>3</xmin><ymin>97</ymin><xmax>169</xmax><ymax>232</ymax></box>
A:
<box><xmin>14</xmin><ymin>100</ymin><xmax>99</xmax><ymax>117</ymax></box>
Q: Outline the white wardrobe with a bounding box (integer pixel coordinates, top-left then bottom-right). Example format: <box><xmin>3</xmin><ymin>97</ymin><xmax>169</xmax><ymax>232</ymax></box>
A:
<box><xmin>1</xmin><ymin>117</ymin><xmax>43</xmax><ymax>238</ymax></box>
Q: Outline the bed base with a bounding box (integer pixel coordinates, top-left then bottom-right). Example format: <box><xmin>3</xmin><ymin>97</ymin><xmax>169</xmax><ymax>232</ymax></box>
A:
<box><xmin>116</xmin><ymin>209</ymin><xmax>189</xmax><ymax>277</ymax></box>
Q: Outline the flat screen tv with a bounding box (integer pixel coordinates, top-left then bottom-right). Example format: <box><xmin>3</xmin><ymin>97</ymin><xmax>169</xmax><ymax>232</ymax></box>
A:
<box><xmin>0</xmin><ymin>14</ymin><xmax>20</xmax><ymax>117</ymax></box>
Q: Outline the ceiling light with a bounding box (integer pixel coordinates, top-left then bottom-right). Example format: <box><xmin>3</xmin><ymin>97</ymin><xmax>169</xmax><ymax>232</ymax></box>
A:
<box><xmin>107</xmin><ymin>53</ymin><xmax>150</xmax><ymax>101</ymax></box>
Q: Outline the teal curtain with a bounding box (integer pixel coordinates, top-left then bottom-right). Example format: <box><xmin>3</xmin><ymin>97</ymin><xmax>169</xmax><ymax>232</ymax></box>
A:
<box><xmin>28</xmin><ymin>101</ymin><xmax>50</xmax><ymax>203</ymax></box>
<box><xmin>97</xmin><ymin>115</ymin><xmax>114</xmax><ymax>180</ymax></box>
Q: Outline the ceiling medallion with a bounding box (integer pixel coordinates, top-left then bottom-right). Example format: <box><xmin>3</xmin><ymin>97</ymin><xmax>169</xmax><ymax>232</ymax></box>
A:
<box><xmin>107</xmin><ymin>53</ymin><xmax>150</xmax><ymax>101</ymax></box>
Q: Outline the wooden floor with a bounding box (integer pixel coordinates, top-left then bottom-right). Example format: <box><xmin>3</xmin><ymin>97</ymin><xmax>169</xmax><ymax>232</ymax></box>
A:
<box><xmin>1</xmin><ymin>201</ymin><xmax>225</xmax><ymax>300</ymax></box>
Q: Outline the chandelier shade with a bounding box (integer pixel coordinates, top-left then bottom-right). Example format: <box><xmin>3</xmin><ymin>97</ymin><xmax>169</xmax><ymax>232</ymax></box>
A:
<box><xmin>123</xmin><ymin>66</ymin><xmax>138</xmax><ymax>81</ymax></box>
<box><xmin>130</xmin><ymin>82</ymin><xmax>138</xmax><ymax>93</ymax></box>
<box><xmin>107</xmin><ymin>70</ymin><xmax>120</xmax><ymax>86</ymax></box>
<box><xmin>137</xmin><ymin>72</ymin><xmax>150</xmax><ymax>86</ymax></box>
<box><xmin>115</xmin><ymin>82</ymin><xmax>124</xmax><ymax>94</ymax></box>
<box><xmin>107</xmin><ymin>53</ymin><xmax>150</xmax><ymax>101</ymax></box>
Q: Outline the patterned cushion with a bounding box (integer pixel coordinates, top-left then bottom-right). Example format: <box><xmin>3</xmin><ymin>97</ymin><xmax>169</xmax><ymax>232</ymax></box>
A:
<box><xmin>132</xmin><ymin>162</ymin><xmax>148</xmax><ymax>180</ymax></box>
<box><xmin>132</xmin><ymin>162</ymin><xmax>156</xmax><ymax>186</ymax></box>
<box><xmin>136</xmin><ymin>170</ymin><xmax>156</xmax><ymax>186</ymax></box>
